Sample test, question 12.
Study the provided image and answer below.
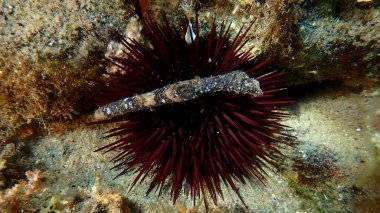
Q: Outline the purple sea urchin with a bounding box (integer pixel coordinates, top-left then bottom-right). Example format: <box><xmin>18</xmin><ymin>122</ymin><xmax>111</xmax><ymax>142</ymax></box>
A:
<box><xmin>93</xmin><ymin>14</ymin><xmax>294</xmax><ymax>207</ymax></box>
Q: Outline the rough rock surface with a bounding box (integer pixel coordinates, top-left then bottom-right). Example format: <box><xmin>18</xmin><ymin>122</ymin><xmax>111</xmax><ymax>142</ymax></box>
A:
<box><xmin>0</xmin><ymin>0</ymin><xmax>129</xmax><ymax>140</ymax></box>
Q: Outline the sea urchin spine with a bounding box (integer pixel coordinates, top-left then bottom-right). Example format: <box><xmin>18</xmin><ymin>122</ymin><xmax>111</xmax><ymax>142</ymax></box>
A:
<box><xmin>93</xmin><ymin>13</ymin><xmax>294</xmax><ymax>208</ymax></box>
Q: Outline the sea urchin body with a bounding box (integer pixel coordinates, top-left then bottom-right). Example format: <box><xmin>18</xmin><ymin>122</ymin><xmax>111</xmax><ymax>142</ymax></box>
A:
<box><xmin>93</xmin><ymin>14</ymin><xmax>294</xmax><ymax>207</ymax></box>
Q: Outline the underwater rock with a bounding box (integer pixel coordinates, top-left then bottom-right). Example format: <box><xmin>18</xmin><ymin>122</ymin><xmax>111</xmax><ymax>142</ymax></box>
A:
<box><xmin>285</xmin><ymin>0</ymin><xmax>380</xmax><ymax>83</ymax></box>
<box><xmin>0</xmin><ymin>0</ymin><xmax>129</xmax><ymax>140</ymax></box>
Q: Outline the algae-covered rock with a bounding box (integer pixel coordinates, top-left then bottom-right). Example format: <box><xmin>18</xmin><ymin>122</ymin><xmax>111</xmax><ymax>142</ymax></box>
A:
<box><xmin>285</xmin><ymin>0</ymin><xmax>380</xmax><ymax>84</ymax></box>
<box><xmin>0</xmin><ymin>0</ymin><xmax>130</xmax><ymax>140</ymax></box>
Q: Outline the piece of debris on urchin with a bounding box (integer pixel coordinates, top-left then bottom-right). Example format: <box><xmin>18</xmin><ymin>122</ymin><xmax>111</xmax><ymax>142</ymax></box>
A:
<box><xmin>95</xmin><ymin>71</ymin><xmax>263</xmax><ymax>119</ymax></box>
<box><xmin>93</xmin><ymin>12</ymin><xmax>295</xmax><ymax>209</ymax></box>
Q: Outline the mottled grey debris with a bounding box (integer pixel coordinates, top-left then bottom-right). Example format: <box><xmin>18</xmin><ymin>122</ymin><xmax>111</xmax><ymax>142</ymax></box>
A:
<box><xmin>94</xmin><ymin>71</ymin><xmax>263</xmax><ymax>119</ymax></box>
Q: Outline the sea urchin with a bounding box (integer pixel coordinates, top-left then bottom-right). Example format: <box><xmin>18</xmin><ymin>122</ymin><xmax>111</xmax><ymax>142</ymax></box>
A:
<box><xmin>93</xmin><ymin>14</ymin><xmax>294</xmax><ymax>207</ymax></box>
